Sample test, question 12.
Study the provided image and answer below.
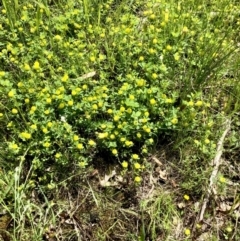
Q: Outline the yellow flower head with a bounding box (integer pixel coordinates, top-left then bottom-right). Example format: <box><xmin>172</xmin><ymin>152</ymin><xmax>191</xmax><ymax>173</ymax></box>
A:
<box><xmin>8</xmin><ymin>90</ymin><xmax>15</xmax><ymax>98</ymax></box>
<box><xmin>182</xmin><ymin>26</ymin><xmax>189</xmax><ymax>33</ymax></box>
<box><xmin>226</xmin><ymin>227</ymin><xmax>232</xmax><ymax>233</ymax></box>
<box><xmin>55</xmin><ymin>153</ymin><xmax>62</xmax><ymax>158</ymax></box>
<box><xmin>144</xmin><ymin>127</ymin><xmax>151</xmax><ymax>133</ymax></box>
<box><xmin>134</xmin><ymin>162</ymin><xmax>141</xmax><ymax>169</ymax></box>
<box><xmin>107</xmin><ymin>109</ymin><xmax>113</xmax><ymax>114</ymax></box>
<box><xmin>166</xmin><ymin>98</ymin><xmax>174</xmax><ymax>104</ymax></box>
<box><xmin>30</xmin><ymin>124</ymin><xmax>37</xmax><ymax>130</ymax></box>
<box><xmin>61</xmin><ymin>73</ymin><xmax>69</xmax><ymax>82</ymax></box>
<box><xmin>166</xmin><ymin>45</ymin><xmax>172</xmax><ymax>51</ymax></box>
<box><xmin>82</xmin><ymin>84</ymin><xmax>88</xmax><ymax>90</ymax></box>
<box><xmin>148</xmin><ymin>138</ymin><xmax>154</xmax><ymax>144</ymax></box>
<box><xmin>31</xmin><ymin>106</ymin><xmax>37</xmax><ymax>112</ymax></box>
<box><xmin>125</xmin><ymin>141</ymin><xmax>133</xmax><ymax>147</ymax></box>
<box><xmin>113</xmin><ymin>115</ymin><xmax>120</xmax><ymax>122</ymax></box>
<box><xmin>152</xmin><ymin>73</ymin><xmax>158</xmax><ymax>79</ymax></box>
<box><xmin>76</xmin><ymin>87</ymin><xmax>81</xmax><ymax>93</ymax></box>
<box><xmin>122</xmin><ymin>161</ymin><xmax>128</xmax><ymax>168</ymax></box>
<box><xmin>92</xmin><ymin>104</ymin><xmax>98</xmax><ymax>110</ymax></box>
<box><xmin>144</xmin><ymin>111</ymin><xmax>149</xmax><ymax>117</ymax></box>
<box><xmin>208</xmin><ymin>121</ymin><xmax>214</xmax><ymax>127</ymax></box>
<box><xmin>20</xmin><ymin>132</ymin><xmax>31</xmax><ymax>140</ymax></box>
<box><xmin>171</xmin><ymin>118</ymin><xmax>178</xmax><ymax>125</ymax></box>
<box><xmin>149</xmin><ymin>48</ymin><xmax>156</xmax><ymax>54</ymax></box>
<box><xmin>110</xmin><ymin>134</ymin><xmax>115</xmax><ymax>140</ymax></box>
<box><xmin>137</xmin><ymin>133</ymin><xmax>141</xmax><ymax>138</ymax></box>
<box><xmin>204</xmin><ymin>139</ymin><xmax>210</xmax><ymax>144</ymax></box>
<box><xmin>0</xmin><ymin>71</ymin><xmax>5</xmax><ymax>77</ymax></box>
<box><xmin>59</xmin><ymin>86</ymin><xmax>65</xmax><ymax>93</ymax></box>
<box><xmin>54</xmin><ymin>35</ymin><xmax>62</xmax><ymax>41</ymax></box>
<box><xmin>98</xmin><ymin>133</ymin><xmax>107</xmax><ymax>139</ymax></box>
<box><xmin>184</xmin><ymin>194</ymin><xmax>190</xmax><ymax>201</ymax></box>
<box><xmin>58</xmin><ymin>103</ymin><xmax>65</xmax><ymax>109</ymax></box>
<box><xmin>33</xmin><ymin>61</ymin><xmax>40</xmax><ymax>70</ymax></box>
<box><xmin>7</xmin><ymin>122</ymin><xmax>13</xmax><ymax>128</ymax></box>
<box><xmin>77</xmin><ymin>143</ymin><xmax>84</xmax><ymax>149</ymax></box>
<box><xmin>132</xmin><ymin>154</ymin><xmax>139</xmax><ymax>160</ymax></box>
<box><xmin>98</xmin><ymin>101</ymin><xmax>103</xmax><ymax>108</ymax></box>
<box><xmin>134</xmin><ymin>176</ymin><xmax>141</xmax><ymax>183</ymax></box>
<box><xmin>150</xmin><ymin>98</ymin><xmax>156</xmax><ymax>105</ymax></box>
<box><xmin>73</xmin><ymin>135</ymin><xmax>79</xmax><ymax>141</ymax></box>
<box><xmin>120</xmin><ymin>106</ymin><xmax>125</xmax><ymax>112</ymax></box>
<box><xmin>127</xmin><ymin>108</ymin><xmax>132</xmax><ymax>114</ymax></box>
<box><xmin>129</xmin><ymin>95</ymin><xmax>135</xmax><ymax>100</ymax></box>
<box><xmin>42</xmin><ymin>128</ymin><xmax>48</xmax><ymax>134</ymax></box>
<box><xmin>188</xmin><ymin>100</ymin><xmax>194</xmax><ymax>106</ymax></box>
<box><xmin>88</xmin><ymin>139</ymin><xmax>96</xmax><ymax>146</ymax></box>
<box><xmin>195</xmin><ymin>100</ymin><xmax>203</xmax><ymax>107</ymax></box>
<box><xmin>174</xmin><ymin>52</ymin><xmax>180</xmax><ymax>61</ymax></box>
<box><xmin>164</xmin><ymin>12</ymin><xmax>169</xmax><ymax>22</ymax></box>
<box><xmin>90</xmin><ymin>56</ymin><xmax>96</xmax><ymax>62</ymax></box>
<box><xmin>71</xmin><ymin>90</ymin><xmax>77</xmax><ymax>96</ymax></box>
<box><xmin>184</xmin><ymin>229</ymin><xmax>191</xmax><ymax>236</ymax></box>
<box><xmin>17</xmin><ymin>82</ymin><xmax>23</xmax><ymax>88</ymax></box>
<box><xmin>125</xmin><ymin>27</ymin><xmax>132</xmax><ymax>34</ymax></box>
<box><xmin>149</xmin><ymin>14</ymin><xmax>156</xmax><ymax>20</ymax></box>
<box><xmin>219</xmin><ymin>176</ymin><xmax>226</xmax><ymax>183</ymax></box>
<box><xmin>43</xmin><ymin>142</ymin><xmax>51</xmax><ymax>148</ymax></box>
<box><xmin>152</xmin><ymin>38</ymin><xmax>157</xmax><ymax>44</ymax></box>
<box><xmin>12</xmin><ymin>108</ymin><xmax>18</xmax><ymax>114</ymax></box>
<box><xmin>47</xmin><ymin>122</ymin><xmax>53</xmax><ymax>128</ymax></box>
<box><xmin>9</xmin><ymin>143</ymin><xmax>19</xmax><ymax>150</ymax></box>
<box><xmin>44</xmin><ymin>109</ymin><xmax>50</xmax><ymax>115</ymax></box>
<box><xmin>136</xmin><ymin>79</ymin><xmax>145</xmax><ymax>87</ymax></box>
<box><xmin>46</xmin><ymin>98</ymin><xmax>52</xmax><ymax>104</ymax></box>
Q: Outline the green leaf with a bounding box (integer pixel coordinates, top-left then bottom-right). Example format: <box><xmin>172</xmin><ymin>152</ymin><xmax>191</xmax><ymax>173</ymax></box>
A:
<box><xmin>171</xmin><ymin>31</ymin><xmax>179</xmax><ymax>37</ymax></box>
<box><xmin>125</xmin><ymin>99</ymin><xmax>139</xmax><ymax>107</ymax></box>
<box><xmin>131</xmin><ymin>111</ymin><xmax>141</xmax><ymax>118</ymax></box>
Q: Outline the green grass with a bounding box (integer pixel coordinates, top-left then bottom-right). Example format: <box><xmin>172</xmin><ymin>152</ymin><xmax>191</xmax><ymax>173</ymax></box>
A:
<box><xmin>0</xmin><ymin>0</ymin><xmax>240</xmax><ymax>240</ymax></box>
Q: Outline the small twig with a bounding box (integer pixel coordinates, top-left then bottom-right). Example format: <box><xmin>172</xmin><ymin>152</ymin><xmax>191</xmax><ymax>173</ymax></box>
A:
<box><xmin>67</xmin><ymin>192</ymin><xmax>82</xmax><ymax>241</ymax></box>
<box><xmin>198</xmin><ymin>119</ymin><xmax>231</xmax><ymax>222</ymax></box>
<box><xmin>72</xmin><ymin>71</ymin><xmax>96</xmax><ymax>81</ymax></box>
<box><xmin>230</xmin><ymin>207</ymin><xmax>239</xmax><ymax>241</ymax></box>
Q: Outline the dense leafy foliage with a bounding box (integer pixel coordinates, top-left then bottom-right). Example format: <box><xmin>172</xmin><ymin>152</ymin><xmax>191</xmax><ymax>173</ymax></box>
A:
<box><xmin>0</xmin><ymin>0</ymin><xmax>239</xmax><ymax>183</ymax></box>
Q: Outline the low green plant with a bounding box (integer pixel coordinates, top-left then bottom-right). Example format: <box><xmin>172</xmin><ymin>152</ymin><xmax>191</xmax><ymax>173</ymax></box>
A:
<box><xmin>0</xmin><ymin>0</ymin><xmax>238</xmax><ymax>185</ymax></box>
<box><xmin>0</xmin><ymin>0</ymin><xmax>239</xmax><ymax>240</ymax></box>
<box><xmin>140</xmin><ymin>190</ymin><xmax>179</xmax><ymax>240</ymax></box>
<box><xmin>0</xmin><ymin>160</ymin><xmax>58</xmax><ymax>241</ymax></box>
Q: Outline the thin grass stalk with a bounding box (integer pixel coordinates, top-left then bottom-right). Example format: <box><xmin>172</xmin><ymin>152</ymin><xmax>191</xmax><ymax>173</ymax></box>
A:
<box><xmin>2</xmin><ymin>0</ymin><xmax>16</xmax><ymax>30</ymax></box>
<box><xmin>13</xmin><ymin>0</ymin><xmax>19</xmax><ymax>11</ymax></box>
<box><xmin>83</xmin><ymin>0</ymin><xmax>89</xmax><ymax>24</ymax></box>
<box><xmin>97</xmin><ymin>0</ymin><xmax>102</xmax><ymax>26</ymax></box>
<box><xmin>181</xmin><ymin>39</ymin><xmax>237</xmax><ymax>97</ymax></box>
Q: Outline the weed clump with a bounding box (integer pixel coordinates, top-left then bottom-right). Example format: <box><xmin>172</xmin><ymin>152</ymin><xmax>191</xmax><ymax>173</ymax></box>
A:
<box><xmin>1</xmin><ymin>0</ymin><xmax>238</xmax><ymax>185</ymax></box>
<box><xmin>0</xmin><ymin>0</ymin><xmax>240</xmax><ymax>240</ymax></box>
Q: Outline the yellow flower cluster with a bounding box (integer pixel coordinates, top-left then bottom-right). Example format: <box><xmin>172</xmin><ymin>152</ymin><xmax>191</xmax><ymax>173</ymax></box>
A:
<box><xmin>9</xmin><ymin>142</ymin><xmax>19</xmax><ymax>150</ymax></box>
<box><xmin>33</xmin><ymin>61</ymin><xmax>40</xmax><ymax>70</ymax></box>
<box><xmin>19</xmin><ymin>132</ymin><xmax>31</xmax><ymax>140</ymax></box>
<box><xmin>43</xmin><ymin>142</ymin><xmax>51</xmax><ymax>148</ymax></box>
